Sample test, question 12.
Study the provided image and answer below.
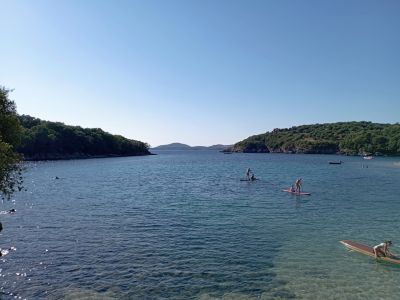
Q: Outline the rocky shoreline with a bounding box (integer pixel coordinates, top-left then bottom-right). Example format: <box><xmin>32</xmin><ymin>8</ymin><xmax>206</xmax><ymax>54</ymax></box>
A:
<box><xmin>221</xmin><ymin>147</ymin><xmax>391</xmax><ymax>156</ymax></box>
<box><xmin>22</xmin><ymin>152</ymin><xmax>155</xmax><ymax>161</ymax></box>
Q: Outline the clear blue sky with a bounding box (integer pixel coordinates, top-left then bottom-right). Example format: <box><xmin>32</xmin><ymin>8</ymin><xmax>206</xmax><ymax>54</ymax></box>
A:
<box><xmin>1</xmin><ymin>0</ymin><xmax>399</xmax><ymax>147</ymax></box>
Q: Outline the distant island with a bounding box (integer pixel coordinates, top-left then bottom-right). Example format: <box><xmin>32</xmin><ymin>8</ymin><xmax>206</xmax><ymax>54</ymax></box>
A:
<box><xmin>18</xmin><ymin>115</ymin><xmax>151</xmax><ymax>160</ymax></box>
<box><xmin>225</xmin><ymin>121</ymin><xmax>400</xmax><ymax>156</ymax></box>
<box><xmin>152</xmin><ymin>143</ymin><xmax>232</xmax><ymax>151</ymax></box>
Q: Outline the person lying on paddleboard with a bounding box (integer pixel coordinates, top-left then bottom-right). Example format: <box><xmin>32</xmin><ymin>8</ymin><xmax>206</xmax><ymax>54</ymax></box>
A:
<box><xmin>373</xmin><ymin>240</ymin><xmax>393</xmax><ymax>258</ymax></box>
<box><xmin>250</xmin><ymin>174</ymin><xmax>257</xmax><ymax>181</ymax></box>
<box><xmin>295</xmin><ymin>178</ymin><xmax>302</xmax><ymax>192</ymax></box>
<box><xmin>289</xmin><ymin>185</ymin><xmax>296</xmax><ymax>192</ymax></box>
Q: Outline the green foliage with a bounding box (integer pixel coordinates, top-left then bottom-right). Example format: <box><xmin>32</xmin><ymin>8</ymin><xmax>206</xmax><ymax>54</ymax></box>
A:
<box><xmin>0</xmin><ymin>87</ymin><xmax>23</xmax><ymax>198</ymax></box>
<box><xmin>232</xmin><ymin>122</ymin><xmax>400</xmax><ymax>155</ymax></box>
<box><xmin>18</xmin><ymin>115</ymin><xmax>151</xmax><ymax>160</ymax></box>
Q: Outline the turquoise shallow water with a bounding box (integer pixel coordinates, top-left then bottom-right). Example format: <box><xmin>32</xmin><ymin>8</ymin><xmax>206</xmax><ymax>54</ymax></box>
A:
<box><xmin>1</xmin><ymin>151</ymin><xmax>400</xmax><ymax>299</ymax></box>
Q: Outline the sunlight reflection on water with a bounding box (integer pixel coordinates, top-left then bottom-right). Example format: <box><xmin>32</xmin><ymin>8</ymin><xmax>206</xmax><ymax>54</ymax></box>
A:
<box><xmin>0</xmin><ymin>152</ymin><xmax>399</xmax><ymax>299</ymax></box>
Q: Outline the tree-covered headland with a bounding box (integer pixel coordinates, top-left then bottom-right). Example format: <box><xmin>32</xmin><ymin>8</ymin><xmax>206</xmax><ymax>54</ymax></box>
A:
<box><xmin>228</xmin><ymin>122</ymin><xmax>400</xmax><ymax>155</ymax></box>
<box><xmin>18</xmin><ymin>115</ymin><xmax>151</xmax><ymax>160</ymax></box>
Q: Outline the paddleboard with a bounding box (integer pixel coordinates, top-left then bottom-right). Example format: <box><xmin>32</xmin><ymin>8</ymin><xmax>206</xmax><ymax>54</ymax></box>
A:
<box><xmin>282</xmin><ymin>189</ymin><xmax>311</xmax><ymax>195</ymax></box>
<box><xmin>240</xmin><ymin>179</ymin><xmax>258</xmax><ymax>181</ymax></box>
<box><xmin>340</xmin><ymin>240</ymin><xmax>400</xmax><ymax>265</ymax></box>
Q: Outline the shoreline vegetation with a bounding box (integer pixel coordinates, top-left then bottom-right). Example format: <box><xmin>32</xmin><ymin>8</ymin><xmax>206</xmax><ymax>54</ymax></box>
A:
<box><xmin>17</xmin><ymin>115</ymin><xmax>152</xmax><ymax>161</ymax></box>
<box><xmin>224</xmin><ymin>122</ymin><xmax>400</xmax><ymax>156</ymax></box>
<box><xmin>14</xmin><ymin>117</ymin><xmax>400</xmax><ymax>161</ymax></box>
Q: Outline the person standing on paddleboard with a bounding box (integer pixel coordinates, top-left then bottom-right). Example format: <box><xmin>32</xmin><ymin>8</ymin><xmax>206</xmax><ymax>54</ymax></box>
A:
<box><xmin>245</xmin><ymin>168</ymin><xmax>252</xmax><ymax>180</ymax></box>
<box><xmin>295</xmin><ymin>178</ymin><xmax>302</xmax><ymax>192</ymax></box>
<box><xmin>373</xmin><ymin>240</ymin><xmax>393</xmax><ymax>258</ymax></box>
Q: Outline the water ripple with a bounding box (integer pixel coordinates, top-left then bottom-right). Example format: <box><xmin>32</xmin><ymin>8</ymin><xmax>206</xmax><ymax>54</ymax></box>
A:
<box><xmin>1</xmin><ymin>153</ymin><xmax>399</xmax><ymax>299</ymax></box>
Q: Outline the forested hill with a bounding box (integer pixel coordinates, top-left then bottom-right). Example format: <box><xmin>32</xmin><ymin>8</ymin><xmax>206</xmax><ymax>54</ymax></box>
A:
<box><xmin>17</xmin><ymin>115</ymin><xmax>151</xmax><ymax>160</ymax></box>
<box><xmin>152</xmin><ymin>143</ymin><xmax>231</xmax><ymax>151</ymax></box>
<box><xmin>227</xmin><ymin>122</ymin><xmax>400</xmax><ymax>155</ymax></box>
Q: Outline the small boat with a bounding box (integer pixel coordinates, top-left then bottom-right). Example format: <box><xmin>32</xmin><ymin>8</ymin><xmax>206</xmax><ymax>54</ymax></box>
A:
<box><xmin>329</xmin><ymin>161</ymin><xmax>342</xmax><ymax>165</ymax></box>
<box><xmin>340</xmin><ymin>240</ymin><xmax>400</xmax><ymax>265</ymax></box>
<box><xmin>363</xmin><ymin>156</ymin><xmax>373</xmax><ymax>160</ymax></box>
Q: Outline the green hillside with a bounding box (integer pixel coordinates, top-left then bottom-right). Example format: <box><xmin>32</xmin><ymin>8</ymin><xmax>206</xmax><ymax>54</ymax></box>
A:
<box><xmin>228</xmin><ymin>122</ymin><xmax>400</xmax><ymax>155</ymax></box>
<box><xmin>18</xmin><ymin>115</ymin><xmax>151</xmax><ymax>160</ymax></box>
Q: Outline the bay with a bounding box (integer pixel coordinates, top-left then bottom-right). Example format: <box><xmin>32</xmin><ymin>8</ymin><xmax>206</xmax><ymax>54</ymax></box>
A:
<box><xmin>1</xmin><ymin>151</ymin><xmax>400</xmax><ymax>299</ymax></box>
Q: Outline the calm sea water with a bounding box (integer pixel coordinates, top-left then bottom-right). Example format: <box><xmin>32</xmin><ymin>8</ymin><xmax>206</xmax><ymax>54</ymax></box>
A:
<box><xmin>1</xmin><ymin>151</ymin><xmax>400</xmax><ymax>299</ymax></box>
